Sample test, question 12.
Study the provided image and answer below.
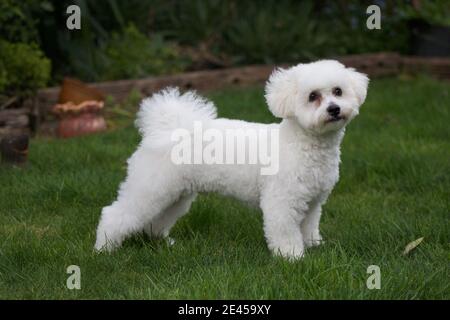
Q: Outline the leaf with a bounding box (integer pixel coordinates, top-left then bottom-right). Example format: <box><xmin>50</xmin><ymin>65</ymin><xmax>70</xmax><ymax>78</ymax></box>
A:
<box><xmin>402</xmin><ymin>237</ymin><xmax>424</xmax><ymax>255</ymax></box>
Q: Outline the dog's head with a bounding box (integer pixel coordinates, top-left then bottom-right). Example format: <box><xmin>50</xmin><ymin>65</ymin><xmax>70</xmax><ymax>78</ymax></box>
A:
<box><xmin>265</xmin><ymin>60</ymin><xmax>369</xmax><ymax>134</ymax></box>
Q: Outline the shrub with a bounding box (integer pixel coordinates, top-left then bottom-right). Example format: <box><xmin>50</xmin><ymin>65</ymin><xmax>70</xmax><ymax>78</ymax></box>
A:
<box><xmin>101</xmin><ymin>25</ymin><xmax>187</xmax><ymax>81</ymax></box>
<box><xmin>0</xmin><ymin>41</ymin><xmax>51</xmax><ymax>97</ymax></box>
<box><xmin>0</xmin><ymin>0</ymin><xmax>44</xmax><ymax>43</ymax></box>
<box><xmin>318</xmin><ymin>1</ymin><xmax>411</xmax><ymax>55</ymax></box>
<box><xmin>149</xmin><ymin>0</ymin><xmax>330</xmax><ymax>64</ymax></box>
<box><xmin>150</xmin><ymin>0</ymin><xmax>413</xmax><ymax>64</ymax></box>
<box><xmin>223</xmin><ymin>1</ymin><xmax>328</xmax><ymax>63</ymax></box>
<box><xmin>399</xmin><ymin>0</ymin><xmax>450</xmax><ymax>27</ymax></box>
<box><xmin>0</xmin><ymin>0</ymin><xmax>53</xmax><ymax>97</ymax></box>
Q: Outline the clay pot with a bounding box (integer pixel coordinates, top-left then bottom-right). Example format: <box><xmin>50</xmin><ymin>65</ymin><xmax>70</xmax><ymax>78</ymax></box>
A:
<box><xmin>58</xmin><ymin>113</ymin><xmax>107</xmax><ymax>138</ymax></box>
<box><xmin>59</xmin><ymin>78</ymin><xmax>104</xmax><ymax>105</ymax></box>
<box><xmin>52</xmin><ymin>78</ymin><xmax>107</xmax><ymax>138</ymax></box>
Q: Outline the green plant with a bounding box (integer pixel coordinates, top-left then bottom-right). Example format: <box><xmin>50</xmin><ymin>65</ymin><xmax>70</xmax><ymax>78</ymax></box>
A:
<box><xmin>224</xmin><ymin>0</ymin><xmax>327</xmax><ymax>63</ymax></box>
<box><xmin>165</xmin><ymin>0</ymin><xmax>234</xmax><ymax>45</ymax></box>
<box><xmin>52</xmin><ymin>0</ymin><xmax>189</xmax><ymax>82</ymax></box>
<box><xmin>399</xmin><ymin>0</ymin><xmax>450</xmax><ymax>27</ymax></box>
<box><xmin>104</xmin><ymin>89</ymin><xmax>142</xmax><ymax>129</ymax></box>
<box><xmin>0</xmin><ymin>1</ymin><xmax>53</xmax><ymax>96</ymax></box>
<box><xmin>152</xmin><ymin>0</ymin><xmax>330</xmax><ymax>65</ymax></box>
<box><xmin>0</xmin><ymin>0</ymin><xmax>52</xmax><ymax>43</ymax></box>
<box><xmin>101</xmin><ymin>25</ymin><xmax>187</xmax><ymax>81</ymax></box>
<box><xmin>0</xmin><ymin>40</ymin><xmax>51</xmax><ymax>97</ymax></box>
<box><xmin>318</xmin><ymin>1</ymin><xmax>411</xmax><ymax>55</ymax></box>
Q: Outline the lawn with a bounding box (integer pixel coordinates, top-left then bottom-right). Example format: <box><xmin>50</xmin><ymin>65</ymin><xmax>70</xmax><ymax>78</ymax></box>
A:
<box><xmin>0</xmin><ymin>77</ymin><xmax>449</xmax><ymax>299</ymax></box>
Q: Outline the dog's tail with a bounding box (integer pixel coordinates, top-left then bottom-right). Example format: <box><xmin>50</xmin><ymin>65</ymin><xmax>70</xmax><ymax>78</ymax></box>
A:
<box><xmin>136</xmin><ymin>87</ymin><xmax>217</xmax><ymax>149</ymax></box>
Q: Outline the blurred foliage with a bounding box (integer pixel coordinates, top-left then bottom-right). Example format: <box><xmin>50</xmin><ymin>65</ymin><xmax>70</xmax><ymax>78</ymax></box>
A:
<box><xmin>58</xmin><ymin>21</ymin><xmax>187</xmax><ymax>81</ymax></box>
<box><xmin>104</xmin><ymin>89</ymin><xmax>142</xmax><ymax>129</ymax></box>
<box><xmin>398</xmin><ymin>0</ymin><xmax>450</xmax><ymax>27</ymax></box>
<box><xmin>101</xmin><ymin>25</ymin><xmax>188</xmax><ymax>81</ymax></box>
<box><xmin>36</xmin><ymin>0</ymin><xmax>187</xmax><ymax>82</ymax></box>
<box><xmin>319</xmin><ymin>1</ymin><xmax>412</xmax><ymax>55</ymax></box>
<box><xmin>223</xmin><ymin>1</ymin><xmax>328</xmax><ymax>63</ymax></box>
<box><xmin>151</xmin><ymin>0</ymin><xmax>415</xmax><ymax>63</ymax></box>
<box><xmin>1</xmin><ymin>0</ymin><xmax>447</xmax><ymax>88</ymax></box>
<box><xmin>153</xmin><ymin>0</ymin><xmax>329</xmax><ymax>63</ymax></box>
<box><xmin>0</xmin><ymin>0</ymin><xmax>52</xmax><ymax>97</ymax></box>
<box><xmin>0</xmin><ymin>40</ymin><xmax>51</xmax><ymax>97</ymax></box>
<box><xmin>164</xmin><ymin>0</ymin><xmax>232</xmax><ymax>45</ymax></box>
<box><xmin>0</xmin><ymin>0</ymin><xmax>52</xmax><ymax>43</ymax></box>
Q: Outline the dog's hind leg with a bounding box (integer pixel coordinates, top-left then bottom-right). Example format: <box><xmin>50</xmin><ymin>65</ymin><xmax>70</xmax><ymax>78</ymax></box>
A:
<box><xmin>144</xmin><ymin>193</ymin><xmax>197</xmax><ymax>241</ymax></box>
<box><xmin>94</xmin><ymin>201</ymin><xmax>143</xmax><ymax>252</ymax></box>
<box><xmin>94</xmin><ymin>189</ymin><xmax>183</xmax><ymax>252</ymax></box>
<box><xmin>94</xmin><ymin>152</ymin><xmax>184</xmax><ymax>252</ymax></box>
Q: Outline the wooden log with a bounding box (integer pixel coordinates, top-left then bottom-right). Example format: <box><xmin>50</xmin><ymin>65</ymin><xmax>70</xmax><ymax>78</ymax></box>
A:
<box><xmin>337</xmin><ymin>52</ymin><xmax>401</xmax><ymax>77</ymax></box>
<box><xmin>0</xmin><ymin>108</ymin><xmax>29</xmax><ymax>128</ymax></box>
<box><xmin>0</xmin><ymin>96</ymin><xmax>18</xmax><ymax>110</ymax></box>
<box><xmin>23</xmin><ymin>97</ymin><xmax>40</xmax><ymax>134</ymax></box>
<box><xmin>0</xmin><ymin>134</ymin><xmax>29</xmax><ymax>165</ymax></box>
<box><xmin>401</xmin><ymin>56</ymin><xmax>450</xmax><ymax>79</ymax></box>
<box><xmin>0</xmin><ymin>126</ymin><xmax>30</xmax><ymax>138</ymax></box>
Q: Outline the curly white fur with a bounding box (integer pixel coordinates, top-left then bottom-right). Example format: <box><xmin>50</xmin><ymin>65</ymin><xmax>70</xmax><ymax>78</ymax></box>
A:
<box><xmin>95</xmin><ymin>60</ymin><xmax>369</xmax><ymax>260</ymax></box>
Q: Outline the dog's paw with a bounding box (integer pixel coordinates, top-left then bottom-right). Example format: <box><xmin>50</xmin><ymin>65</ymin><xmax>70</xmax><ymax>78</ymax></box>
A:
<box><xmin>165</xmin><ymin>236</ymin><xmax>176</xmax><ymax>246</ymax></box>
<box><xmin>303</xmin><ymin>232</ymin><xmax>324</xmax><ymax>248</ymax></box>
<box><xmin>304</xmin><ymin>238</ymin><xmax>325</xmax><ymax>248</ymax></box>
<box><xmin>94</xmin><ymin>235</ymin><xmax>118</xmax><ymax>253</ymax></box>
<box><xmin>271</xmin><ymin>244</ymin><xmax>304</xmax><ymax>261</ymax></box>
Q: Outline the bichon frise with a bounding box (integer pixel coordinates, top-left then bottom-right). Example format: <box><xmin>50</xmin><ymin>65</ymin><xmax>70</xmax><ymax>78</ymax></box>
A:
<box><xmin>95</xmin><ymin>60</ymin><xmax>369</xmax><ymax>260</ymax></box>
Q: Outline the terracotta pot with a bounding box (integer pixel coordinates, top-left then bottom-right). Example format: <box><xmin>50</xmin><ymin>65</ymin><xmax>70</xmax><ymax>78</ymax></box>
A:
<box><xmin>59</xmin><ymin>78</ymin><xmax>105</xmax><ymax>105</ymax></box>
<box><xmin>58</xmin><ymin>113</ymin><xmax>107</xmax><ymax>138</ymax></box>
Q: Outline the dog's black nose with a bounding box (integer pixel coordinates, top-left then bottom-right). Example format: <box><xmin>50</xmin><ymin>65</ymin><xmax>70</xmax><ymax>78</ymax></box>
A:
<box><xmin>327</xmin><ymin>103</ymin><xmax>340</xmax><ymax>116</ymax></box>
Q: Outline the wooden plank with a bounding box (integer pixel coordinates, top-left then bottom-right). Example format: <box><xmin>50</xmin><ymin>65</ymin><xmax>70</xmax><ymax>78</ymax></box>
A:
<box><xmin>402</xmin><ymin>56</ymin><xmax>450</xmax><ymax>79</ymax></box>
<box><xmin>0</xmin><ymin>108</ymin><xmax>29</xmax><ymax>128</ymax></box>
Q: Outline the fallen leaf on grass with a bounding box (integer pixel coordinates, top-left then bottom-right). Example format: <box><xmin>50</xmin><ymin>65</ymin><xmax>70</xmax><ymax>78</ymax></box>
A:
<box><xmin>402</xmin><ymin>237</ymin><xmax>424</xmax><ymax>255</ymax></box>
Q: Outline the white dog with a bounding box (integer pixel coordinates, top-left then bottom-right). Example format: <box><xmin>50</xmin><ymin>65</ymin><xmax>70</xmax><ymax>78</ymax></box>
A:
<box><xmin>94</xmin><ymin>60</ymin><xmax>369</xmax><ymax>259</ymax></box>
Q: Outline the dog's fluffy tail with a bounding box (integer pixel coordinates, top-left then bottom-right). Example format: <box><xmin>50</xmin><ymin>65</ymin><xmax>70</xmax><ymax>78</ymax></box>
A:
<box><xmin>136</xmin><ymin>87</ymin><xmax>217</xmax><ymax>149</ymax></box>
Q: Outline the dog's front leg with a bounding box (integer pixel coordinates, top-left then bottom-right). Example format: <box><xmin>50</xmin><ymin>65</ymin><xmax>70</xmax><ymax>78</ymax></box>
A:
<box><xmin>260</xmin><ymin>199</ymin><xmax>305</xmax><ymax>260</ymax></box>
<box><xmin>301</xmin><ymin>202</ymin><xmax>324</xmax><ymax>248</ymax></box>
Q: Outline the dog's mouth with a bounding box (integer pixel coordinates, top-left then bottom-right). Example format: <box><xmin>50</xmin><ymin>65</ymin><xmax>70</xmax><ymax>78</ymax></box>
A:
<box><xmin>325</xmin><ymin>115</ymin><xmax>346</xmax><ymax>123</ymax></box>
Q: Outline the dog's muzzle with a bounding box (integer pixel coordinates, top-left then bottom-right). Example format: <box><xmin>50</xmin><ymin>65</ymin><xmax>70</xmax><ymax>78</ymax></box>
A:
<box><xmin>325</xmin><ymin>103</ymin><xmax>346</xmax><ymax>123</ymax></box>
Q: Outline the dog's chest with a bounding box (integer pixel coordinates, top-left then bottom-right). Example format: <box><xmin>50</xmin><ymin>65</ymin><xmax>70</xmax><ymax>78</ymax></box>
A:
<box><xmin>294</xmin><ymin>146</ymin><xmax>340</xmax><ymax>195</ymax></box>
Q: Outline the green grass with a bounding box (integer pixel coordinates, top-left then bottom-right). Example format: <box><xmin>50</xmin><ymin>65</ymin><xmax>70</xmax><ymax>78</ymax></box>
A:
<box><xmin>0</xmin><ymin>77</ymin><xmax>449</xmax><ymax>299</ymax></box>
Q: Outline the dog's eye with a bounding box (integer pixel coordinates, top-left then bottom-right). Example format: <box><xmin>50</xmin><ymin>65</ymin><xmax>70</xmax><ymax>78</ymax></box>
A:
<box><xmin>333</xmin><ymin>87</ymin><xmax>342</xmax><ymax>96</ymax></box>
<box><xmin>308</xmin><ymin>91</ymin><xmax>319</xmax><ymax>102</ymax></box>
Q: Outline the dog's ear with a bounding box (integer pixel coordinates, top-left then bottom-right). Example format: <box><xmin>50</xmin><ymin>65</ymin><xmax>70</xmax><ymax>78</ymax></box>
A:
<box><xmin>347</xmin><ymin>68</ymin><xmax>369</xmax><ymax>105</ymax></box>
<box><xmin>264</xmin><ymin>67</ymin><xmax>298</xmax><ymax>118</ymax></box>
